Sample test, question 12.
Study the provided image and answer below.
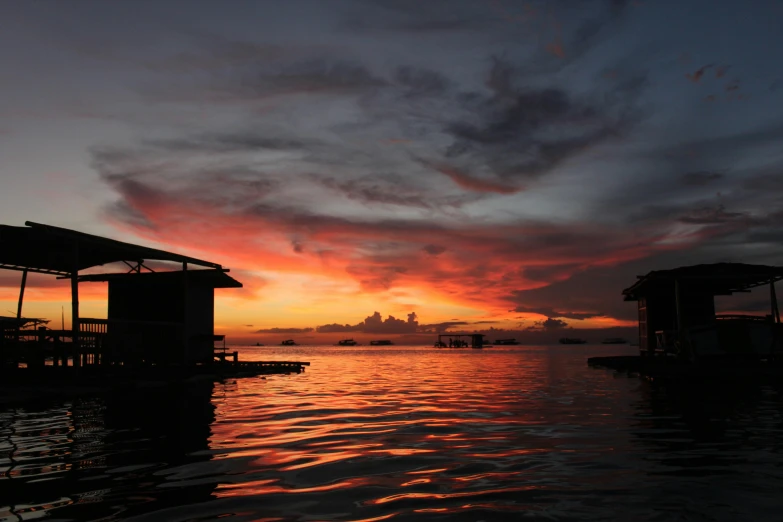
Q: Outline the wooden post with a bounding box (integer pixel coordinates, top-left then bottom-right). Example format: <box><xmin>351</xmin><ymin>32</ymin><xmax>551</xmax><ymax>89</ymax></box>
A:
<box><xmin>14</xmin><ymin>269</ymin><xmax>28</xmax><ymax>353</ymax></box>
<box><xmin>16</xmin><ymin>269</ymin><xmax>27</xmax><ymax>322</ymax></box>
<box><xmin>71</xmin><ymin>270</ymin><xmax>80</xmax><ymax>368</ymax></box>
<box><xmin>182</xmin><ymin>261</ymin><xmax>188</xmax><ymax>365</ymax></box>
<box><xmin>771</xmin><ymin>279</ymin><xmax>780</xmax><ymax>324</ymax></box>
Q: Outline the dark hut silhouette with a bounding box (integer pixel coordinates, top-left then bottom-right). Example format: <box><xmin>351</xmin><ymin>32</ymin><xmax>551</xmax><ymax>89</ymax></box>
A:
<box><xmin>0</xmin><ymin>221</ymin><xmax>308</xmax><ymax>375</ymax></box>
<box><xmin>623</xmin><ymin>263</ymin><xmax>782</xmax><ymax>361</ymax></box>
<box><xmin>589</xmin><ymin>262</ymin><xmax>783</xmax><ymax>376</ymax></box>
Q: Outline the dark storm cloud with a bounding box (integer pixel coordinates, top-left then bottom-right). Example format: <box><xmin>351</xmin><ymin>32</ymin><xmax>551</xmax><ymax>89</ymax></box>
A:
<box><xmin>527</xmin><ymin>317</ymin><xmax>570</xmax><ymax>331</ymax></box>
<box><xmin>144</xmin><ymin>34</ymin><xmax>286</xmax><ymax>73</ymax></box>
<box><xmin>681</xmin><ymin>171</ymin><xmax>724</xmax><ymax>186</ymax></box>
<box><xmin>255</xmin><ymin>327</ymin><xmax>314</xmax><ymax>334</ymax></box>
<box><xmin>311</xmin><ymin>174</ymin><xmax>477</xmax><ymax>209</ymax></box>
<box><xmin>434</xmin><ymin>57</ymin><xmax>648</xmax><ymax>188</ymax></box>
<box><xmin>590</xmin><ymin>121</ymin><xmax>783</xmax><ymax>230</ymax></box>
<box><xmin>678</xmin><ymin>204</ymin><xmax>748</xmax><ymax>225</ymax></box>
<box><xmin>742</xmin><ymin>171</ymin><xmax>783</xmax><ymax>192</ymax></box>
<box><xmin>316</xmin><ymin>323</ymin><xmax>361</xmax><ymax>333</ymax></box>
<box><xmin>515</xmin><ymin>305</ymin><xmax>600</xmax><ymax>320</ymax></box>
<box><xmin>422</xmin><ymin>244</ymin><xmax>447</xmax><ymax>256</ymax></box>
<box><xmin>662</xmin><ymin>123</ymin><xmax>783</xmax><ymax>163</ymax></box>
<box><xmin>417</xmin><ymin>321</ymin><xmax>470</xmax><ymax>333</ymax></box>
<box><xmin>123</xmin><ymin>8</ymin><xmax>650</xmax><ymax>201</ymax></box>
<box><xmin>345</xmin><ymin>265</ymin><xmax>409</xmax><ymax>292</ymax></box>
<box><xmin>351</xmin><ymin>0</ymin><xmax>491</xmax><ymax>32</ymax></box>
<box><xmin>143</xmin><ymin>133</ymin><xmax>309</xmax><ymax>154</ymax></box>
<box><xmin>342</xmin><ymin>13</ymin><xmax>488</xmax><ymax>35</ymax></box>
<box><xmin>508</xmin><ymin>239</ymin><xmax>783</xmax><ymax>325</ymax></box>
<box><xmin>109</xmin><ymin>200</ymin><xmax>158</xmax><ymax>231</ymax></box>
<box><xmin>204</xmin><ymin>59</ymin><xmax>387</xmax><ymax>101</ymax></box>
<box><xmin>393</xmin><ymin>66</ymin><xmax>450</xmax><ymax>97</ymax></box>
<box><xmin>315</xmin><ymin>313</ymin><xmax>494</xmax><ymax>334</ymax></box>
<box><xmin>522</xmin><ymin>264</ymin><xmax>581</xmax><ymax>283</ymax></box>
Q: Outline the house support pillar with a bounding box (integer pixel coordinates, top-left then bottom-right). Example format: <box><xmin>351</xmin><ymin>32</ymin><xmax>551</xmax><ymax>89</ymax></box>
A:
<box><xmin>71</xmin><ymin>246</ymin><xmax>80</xmax><ymax>368</ymax></box>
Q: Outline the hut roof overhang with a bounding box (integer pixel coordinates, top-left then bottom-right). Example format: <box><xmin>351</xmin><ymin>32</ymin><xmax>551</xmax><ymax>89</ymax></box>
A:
<box><xmin>623</xmin><ymin>263</ymin><xmax>783</xmax><ymax>301</ymax></box>
<box><xmin>0</xmin><ymin>221</ymin><xmax>223</xmax><ymax>276</ymax></box>
<box><xmin>78</xmin><ymin>269</ymin><xmax>242</xmax><ymax>288</ymax></box>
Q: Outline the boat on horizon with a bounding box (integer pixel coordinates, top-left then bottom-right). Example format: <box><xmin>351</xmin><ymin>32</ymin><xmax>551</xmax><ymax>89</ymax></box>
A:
<box><xmin>337</xmin><ymin>339</ymin><xmax>359</xmax><ymax>346</ymax></box>
<box><xmin>369</xmin><ymin>340</ymin><xmax>393</xmax><ymax>346</ymax></box>
<box><xmin>559</xmin><ymin>337</ymin><xmax>587</xmax><ymax>344</ymax></box>
<box><xmin>494</xmin><ymin>338</ymin><xmax>519</xmax><ymax>345</ymax></box>
<box><xmin>281</xmin><ymin>339</ymin><xmax>297</xmax><ymax>346</ymax></box>
<box><xmin>255</xmin><ymin>342</ymin><xmax>264</xmax><ymax>346</ymax></box>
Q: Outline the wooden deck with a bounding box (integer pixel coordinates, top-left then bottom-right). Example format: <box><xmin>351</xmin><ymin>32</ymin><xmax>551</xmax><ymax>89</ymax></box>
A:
<box><xmin>588</xmin><ymin>355</ymin><xmax>783</xmax><ymax>379</ymax></box>
<box><xmin>0</xmin><ymin>360</ymin><xmax>311</xmax><ymax>405</ymax></box>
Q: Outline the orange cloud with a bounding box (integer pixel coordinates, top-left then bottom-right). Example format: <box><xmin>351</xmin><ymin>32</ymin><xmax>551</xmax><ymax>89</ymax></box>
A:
<box><xmin>686</xmin><ymin>64</ymin><xmax>714</xmax><ymax>83</ymax></box>
<box><xmin>93</xmin><ymin>184</ymin><xmax>702</xmax><ymax>328</ymax></box>
<box><xmin>546</xmin><ymin>41</ymin><xmax>565</xmax><ymax>59</ymax></box>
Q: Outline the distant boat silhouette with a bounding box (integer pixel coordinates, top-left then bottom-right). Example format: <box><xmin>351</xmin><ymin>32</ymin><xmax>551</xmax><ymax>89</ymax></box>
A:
<box><xmin>370</xmin><ymin>340</ymin><xmax>393</xmax><ymax>346</ymax></box>
<box><xmin>601</xmin><ymin>337</ymin><xmax>628</xmax><ymax>344</ymax></box>
<box><xmin>559</xmin><ymin>337</ymin><xmax>587</xmax><ymax>344</ymax></box>
<box><xmin>494</xmin><ymin>338</ymin><xmax>519</xmax><ymax>345</ymax></box>
<box><xmin>337</xmin><ymin>339</ymin><xmax>359</xmax><ymax>346</ymax></box>
<box><xmin>281</xmin><ymin>339</ymin><xmax>297</xmax><ymax>346</ymax></box>
<box><xmin>255</xmin><ymin>342</ymin><xmax>264</xmax><ymax>346</ymax></box>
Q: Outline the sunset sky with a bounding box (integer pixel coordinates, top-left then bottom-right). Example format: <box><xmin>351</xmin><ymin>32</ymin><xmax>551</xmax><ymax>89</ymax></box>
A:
<box><xmin>1</xmin><ymin>0</ymin><xmax>782</xmax><ymax>342</ymax></box>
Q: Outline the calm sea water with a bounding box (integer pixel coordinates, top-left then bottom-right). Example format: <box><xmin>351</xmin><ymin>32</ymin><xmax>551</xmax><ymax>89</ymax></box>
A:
<box><xmin>2</xmin><ymin>345</ymin><xmax>783</xmax><ymax>521</ymax></box>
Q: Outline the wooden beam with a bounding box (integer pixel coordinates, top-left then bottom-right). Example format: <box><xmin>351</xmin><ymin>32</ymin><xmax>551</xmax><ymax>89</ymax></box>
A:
<box><xmin>72</xmin><ymin>247</ymin><xmax>80</xmax><ymax>368</ymax></box>
<box><xmin>0</xmin><ymin>264</ymin><xmax>70</xmax><ymax>277</ymax></box>
<box><xmin>772</xmin><ymin>280</ymin><xmax>780</xmax><ymax>324</ymax></box>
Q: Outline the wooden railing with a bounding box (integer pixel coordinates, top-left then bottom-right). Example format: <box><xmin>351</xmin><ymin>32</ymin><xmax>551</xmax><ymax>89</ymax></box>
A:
<box><xmin>715</xmin><ymin>314</ymin><xmax>770</xmax><ymax>322</ymax></box>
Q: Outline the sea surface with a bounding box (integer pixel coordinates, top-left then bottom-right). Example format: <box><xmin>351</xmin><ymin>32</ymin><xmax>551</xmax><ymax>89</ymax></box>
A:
<box><xmin>2</xmin><ymin>345</ymin><xmax>783</xmax><ymax>522</ymax></box>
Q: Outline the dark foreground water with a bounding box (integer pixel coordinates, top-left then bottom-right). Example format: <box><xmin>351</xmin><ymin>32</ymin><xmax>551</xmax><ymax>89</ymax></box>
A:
<box><xmin>2</xmin><ymin>345</ymin><xmax>783</xmax><ymax>522</ymax></box>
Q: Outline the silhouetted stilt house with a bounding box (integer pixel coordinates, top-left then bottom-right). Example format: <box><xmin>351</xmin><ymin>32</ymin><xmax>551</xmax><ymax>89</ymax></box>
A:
<box><xmin>623</xmin><ymin>263</ymin><xmax>782</xmax><ymax>361</ymax></box>
<box><xmin>434</xmin><ymin>333</ymin><xmax>485</xmax><ymax>348</ymax></box>
<box><xmin>0</xmin><ymin>221</ymin><xmax>241</xmax><ymax>368</ymax></box>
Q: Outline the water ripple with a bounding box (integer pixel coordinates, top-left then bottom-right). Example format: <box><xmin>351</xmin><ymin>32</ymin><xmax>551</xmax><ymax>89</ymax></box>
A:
<box><xmin>2</xmin><ymin>346</ymin><xmax>783</xmax><ymax>521</ymax></box>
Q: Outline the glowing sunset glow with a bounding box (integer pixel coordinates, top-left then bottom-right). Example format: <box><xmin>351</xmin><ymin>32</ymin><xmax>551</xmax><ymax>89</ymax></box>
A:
<box><xmin>1</xmin><ymin>0</ymin><xmax>782</xmax><ymax>342</ymax></box>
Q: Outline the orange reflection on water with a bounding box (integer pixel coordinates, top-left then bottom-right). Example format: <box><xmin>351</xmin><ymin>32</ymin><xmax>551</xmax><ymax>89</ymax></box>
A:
<box><xmin>367</xmin><ymin>448</ymin><xmax>435</xmax><ymax>456</ymax></box>
<box><xmin>405</xmin><ymin>468</ymin><xmax>449</xmax><ymax>475</ymax></box>
<box><xmin>347</xmin><ymin>514</ymin><xmax>397</xmax><ymax>522</ymax></box>
<box><xmin>281</xmin><ymin>451</ymin><xmax>364</xmax><ymax>471</ymax></box>
<box><xmin>399</xmin><ymin>478</ymin><xmax>430</xmax><ymax>486</ymax></box>
<box><xmin>370</xmin><ymin>486</ymin><xmax>545</xmax><ymax>505</ymax></box>
<box><xmin>217</xmin><ymin>477</ymin><xmax>369</xmax><ymax>497</ymax></box>
<box><xmin>204</xmin><ymin>345</ymin><xmax>640</xmax><ymax>518</ymax></box>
